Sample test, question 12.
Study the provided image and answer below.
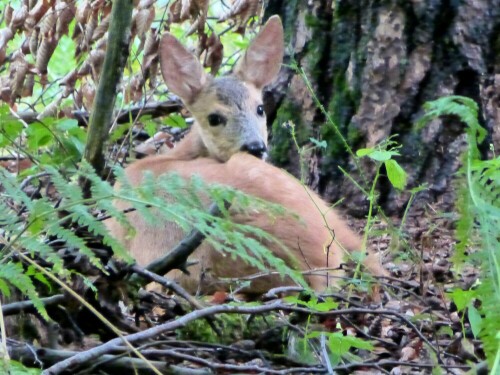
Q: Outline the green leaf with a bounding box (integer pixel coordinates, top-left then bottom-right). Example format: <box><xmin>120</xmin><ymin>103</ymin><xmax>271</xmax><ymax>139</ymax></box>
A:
<box><xmin>26</xmin><ymin>123</ymin><xmax>53</xmax><ymax>150</ymax></box>
<box><xmin>385</xmin><ymin>159</ymin><xmax>407</xmax><ymax>190</ymax></box>
<box><xmin>327</xmin><ymin>332</ymin><xmax>373</xmax><ymax>356</ymax></box>
<box><xmin>0</xmin><ymin>111</ymin><xmax>24</xmax><ymax>147</ymax></box>
<box><xmin>55</xmin><ymin>118</ymin><xmax>79</xmax><ymax>131</ymax></box>
<box><xmin>144</xmin><ymin>119</ymin><xmax>157</xmax><ymax>137</ymax></box>
<box><xmin>309</xmin><ymin>137</ymin><xmax>327</xmax><ymax>149</ymax></box>
<box><xmin>370</xmin><ymin>150</ymin><xmax>399</xmax><ymax>161</ymax></box>
<box><xmin>468</xmin><ymin>303</ymin><xmax>482</xmax><ymax>338</ymax></box>
<box><xmin>447</xmin><ymin>288</ymin><xmax>475</xmax><ymax>311</ymax></box>
<box><xmin>356</xmin><ymin>147</ymin><xmax>373</xmax><ymax>157</ymax></box>
<box><xmin>164</xmin><ymin>113</ymin><xmax>187</xmax><ymax>128</ymax></box>
<box><xmin>311</xmin><ymin>297</ymin><xmax>339</xmax><ymax>312</ymax></box>
<box><xmin>356</xmin><ymin>147</ymin><xmax>400</xmax><ymax>161</ymax></box>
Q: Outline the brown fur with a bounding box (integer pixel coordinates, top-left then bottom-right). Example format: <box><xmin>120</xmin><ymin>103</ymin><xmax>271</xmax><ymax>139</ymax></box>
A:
<box><xmin>107</xmin><ymin>153</ymin><xmax>387</xmax><ymax>293</ymax></box>
<box><xmin>106</xmin><ymin>16</ymin><xmax>387</xmax><ymax>293</ymax></box>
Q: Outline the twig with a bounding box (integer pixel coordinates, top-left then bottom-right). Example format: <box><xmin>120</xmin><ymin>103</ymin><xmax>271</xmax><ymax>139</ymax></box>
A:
<box><xmin>141</xmin><ymin>201</ymin><xmax>231</xmax><ymax>277</ymax></box>
<box><xmin>130</xmin><ymin>266</ymin><xmax>200</xmax><ymax>310</ymax></box>
<box><xmin>130</xmin><ymin>265</ymin><xmax>222</xmax><ymax>337</ymax></box>
<box><xmin>14</xmin><ymin>100</ymin><xmax>181</xmax><ymax>127</ymax></box>
<box><xmin>319</xmin><ymin>333</ymin><xmax>333</xmax><ymax>374</ymax></box>
<box><xmin>2</xmin><ymin>294</ymin><xmax>65</xmax><ymax>316</ymax></box>
<box><xmin>42</xmin><ymin>302</ymin><xmax>448</xmax><ymax>375</ymax></box>
<box><xmin>42</xmin><ymin>301</ymin><xmax>284</xmax><ymax>374</ymax></box>
<box><xmin>7</xmin><ymin>341</ymin><xmax>210</xmax><ymax>375</ymax></box>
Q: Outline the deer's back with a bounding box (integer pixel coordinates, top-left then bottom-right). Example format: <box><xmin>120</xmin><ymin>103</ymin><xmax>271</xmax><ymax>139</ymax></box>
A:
<box><xmin>107</xmin><ymin>153</ymin><xmax>365</xmax><ymax>293</ymax></box>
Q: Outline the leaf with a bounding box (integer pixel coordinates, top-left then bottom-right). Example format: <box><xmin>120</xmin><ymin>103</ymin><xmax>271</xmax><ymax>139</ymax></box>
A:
<box><xmin>26</xmin><ymin>123</ymin><xmax>53</xmax><ymax>150</ymax></box>
<box><xmin>447</xmin><ymin>288</ymin><xmax>475</xmax><ymax>311</ymax></box>
<box><xmin>144</xmin><ymin>118</ymin><xmax>157</xmax><ymax>137</ymax></box>
<box><xmin>385</xmin><ymin>159</ymin><xmax>407</xmax><ymax>190</ymax></box>
<box><xmin>356</xmin><ymin>147</ymin><xmax>373</xmax><ymax>157</ymax></box>
<box><xmin>356</xmin><ymin>147</ymin><xmax>400</xmax><ymax>161</ymax></box>
<box><xmin>309</xmin><ymin>137</ymin><xmax>327</xmax><ymax>149</ymax></box>
<box><xmin>163</xmin><ymin>113</ymin><xmax>187</xmax><ymax>128</ymax></box>
<box><xmin>468</xmin><ymin>303</ymin><xmax>482</xmax><ymax>338</ymax></box>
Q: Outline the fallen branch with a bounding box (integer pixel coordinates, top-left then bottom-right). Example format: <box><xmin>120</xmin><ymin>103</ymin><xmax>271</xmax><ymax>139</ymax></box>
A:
<box><xmin>42</xmin><ymin>301</ymin><xmax>452</xmax><ymax>375</ymax></box>
<box><xmin>16</xmin><ymin>100</ymin><xmax>182</xmax><ymax>127</ymax></box>
<box><xmin>7</xmin><ymin>340</ymin><xmax>210</xmax><ymax>375</ymax></box>
<box><xmin>2</xmin><ymin>295</ymin><xmax>65</xmax><ymax>316</ymax></box>
<box><xmin>140</xmin><ymin>200</ymin><xmax>230</xmax><ymax>277</ymax></box>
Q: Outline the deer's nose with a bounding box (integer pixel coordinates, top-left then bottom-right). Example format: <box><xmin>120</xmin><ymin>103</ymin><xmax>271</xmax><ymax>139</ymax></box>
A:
<box><xmin>240</xmin><ymin>141</ymin><xmax>267</xmax><ymax>159</ymax></box>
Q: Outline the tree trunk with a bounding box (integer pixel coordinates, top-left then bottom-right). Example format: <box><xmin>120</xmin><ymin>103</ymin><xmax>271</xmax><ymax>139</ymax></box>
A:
<box><xmin>264</xmin><ymin>0</ymin><xmax>500</xmax><ymax>217</ymax></box>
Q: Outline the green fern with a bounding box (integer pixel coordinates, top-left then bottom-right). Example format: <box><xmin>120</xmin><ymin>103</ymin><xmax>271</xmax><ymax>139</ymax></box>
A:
<box><xmin>1</xmin><ymin>156</ymin><xmax>308</xmax><ymax>322</ymax></box>
<box><xmin>418</xmin><ymin>96</ymin><xmax>500</xmax><ymax>368</ymax></box>
<box><xmin>109</xmin><ymin>165</ymin><xmax>306</xmax><ymax>288</ymax></box>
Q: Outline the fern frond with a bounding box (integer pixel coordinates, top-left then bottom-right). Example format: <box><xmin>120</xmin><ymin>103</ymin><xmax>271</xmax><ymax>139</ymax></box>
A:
<box><xmin>109</xmin><ymin>165</ymin><xmax>308</xmax><ymax>289</ymax></box>
<box><xmin>420</xmin><ymin>95</ymin><xmax>500</xmax><ymax>366</ymax></box>
<box><xmin>0</xmin><ymin>262</ymin><xmax>48</xmax><ymax>320</ymax></box>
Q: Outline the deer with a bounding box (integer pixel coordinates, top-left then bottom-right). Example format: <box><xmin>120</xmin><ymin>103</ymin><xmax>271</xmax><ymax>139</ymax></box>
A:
<box><xmin>106</xmin><ymin>16</ymin><xmax>388</xmax><ymax>294</ymax></box>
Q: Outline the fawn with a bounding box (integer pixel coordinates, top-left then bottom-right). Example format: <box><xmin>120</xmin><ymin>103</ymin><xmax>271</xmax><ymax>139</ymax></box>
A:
<box><xmin>107</xmin><ymin>16</ymin><xmax>387</xmax><ymax>293</ymax></box>
<box><xmin>152</xmin><ymin>16</ymin><xmax>284</xmax><ymax>161</ymax></box>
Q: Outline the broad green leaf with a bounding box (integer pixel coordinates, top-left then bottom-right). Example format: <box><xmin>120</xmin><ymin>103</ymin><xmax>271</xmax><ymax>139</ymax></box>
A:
<box><xmin>26</xmin><ymin>123</ymin><xmax>53</xmax><ymax>150</ymax></box>
<box><xmin>0</xmin><ymin>116</ymin><xmax>24</xmax><ymax>147</ymax></box>
<box><xmin>385</xmin><ymin>159</ymin><xmax>407</xmax><ymax>190</ymax></box>
<box><xmin>144</xmin><ymin>120</ymin><xmax>157</xmax><ymax>137</ymax></box>
<box><xmin>55</xmin><ymin>118</ymin><xmax>79</xmax><ymax>131</ymax></box>
<box><xmin>369</xmin><ymin>150</ymin><xmax>399</xmax><ymax>161</ymax></box>
<box><xmin>468</xmin><ymin>303</ymin><xmax>482</xmax><ymax>338</ymax></box>
<box><xmin>164</xmin><ymin>113</ymin><xmax>187</xmax><ymax>128</ymax></box>
<box><xmin>356</xmin><ymin>147</ymin><xmax>373</xmax><ymax>157</ymax></box>
<box><xmin>447</xmin><ymin>288</ymin><xmax>475</xmax><ymax>311</ymax></box>
<box><xmin>356</xmin><ymin>147</ymin><xmax>400</xmax><ymax>161</ymax></box>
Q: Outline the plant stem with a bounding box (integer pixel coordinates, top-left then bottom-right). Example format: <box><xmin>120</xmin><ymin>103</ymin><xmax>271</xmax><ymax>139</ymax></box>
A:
<box><xmin>83</xmin><ymin>0</ymin><xmax>134</xmax><ymax>176</ymax></box>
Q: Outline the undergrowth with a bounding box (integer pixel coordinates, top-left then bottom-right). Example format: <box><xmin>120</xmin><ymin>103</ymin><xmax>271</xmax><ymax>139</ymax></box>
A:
<box><xmin>417</xmin><ymin>96</ymin><xmax>500</xmax><ymax>370</ymax></box>
<box><xmin>0</xmin><ymin>159</ymin><xmax>307</xmax><ymax>316</ymax></box>
<box><xmin>292</xmin><ymin>61</ymin><xmax>499</xmax><ymax>368</ymax></box>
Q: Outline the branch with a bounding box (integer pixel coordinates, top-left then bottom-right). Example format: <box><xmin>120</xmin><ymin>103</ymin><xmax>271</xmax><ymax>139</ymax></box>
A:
<box><xmin>8</xmin><ymin>341</ymin><xmax>210</xmax><ymax>375</ymax></box>
<box><xmin>17</xmin><ymin>100</ymin><xmax>182</xmax><ymax>127</ymax></box>
<box><xmin>2</xmin><ymin>295</ymin><xmax>65</xmax><ymax>316</ymax></box>
<box><xmin>42</xmin><ymin>302</ymin><xmax>451</xmax><ymax>375</ymax></box>
<box><xmin>141</xmin><ymin>201</ymin><xmax>230</xmax><ymax>277</ymax></box>
<box><xmin>82</xmin><ymin>0</ymin><xmax>134</xmax><ymax>175</ymax></box>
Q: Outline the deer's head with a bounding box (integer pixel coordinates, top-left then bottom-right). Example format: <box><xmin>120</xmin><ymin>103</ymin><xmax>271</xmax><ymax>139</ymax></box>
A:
<box><xmin>159</xmin><ymin>16</ymin><xmax>284</xmax><ymax>161</ymax></box>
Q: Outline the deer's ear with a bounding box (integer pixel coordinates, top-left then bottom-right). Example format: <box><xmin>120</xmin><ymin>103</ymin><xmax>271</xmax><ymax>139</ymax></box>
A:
<box><xmin>234</xmin><ymin>16</ymin><xmax>284</xmax><ymax>89</ymax></box>
<box><xmin>159</xmin><ymin>33</ymin><xmax>208</xmax><ymax>103</ymax></box>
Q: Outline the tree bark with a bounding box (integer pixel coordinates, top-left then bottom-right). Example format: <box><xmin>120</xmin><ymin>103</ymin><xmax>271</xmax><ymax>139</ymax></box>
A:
<box><xmin>264</xmin><ymin>0</ymin><xmax>500</xmax><ymax>216</ymax></box>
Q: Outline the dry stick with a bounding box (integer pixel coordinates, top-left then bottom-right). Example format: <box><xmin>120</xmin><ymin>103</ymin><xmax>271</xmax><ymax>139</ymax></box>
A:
<box><xmin>2</xmin><ymin>294</ymin><xmax>65</xmax><ymax>316</ymax></box>
<box><xmin>16</xmin><ymin>100</ymin><xmax>182</xmax><ymax>127</ymax></box>
<box><xmin>130</xmin><ymin>266</ymin><xmax>203</xmax><ymax>311</ymax></box>
<box><xmin>7</xmin><ymin>343</ymin><xmax>211</xmax><ymax>375</ymax></box>
<box><xmin>42</xmin><ymin>302</ymin><xmax>448</xmax><ymax>375</ymax></box>
<box><xmin>138</xmin><ymin>201</ymin><xmax>230</xmax><ymax>278</ymax></box>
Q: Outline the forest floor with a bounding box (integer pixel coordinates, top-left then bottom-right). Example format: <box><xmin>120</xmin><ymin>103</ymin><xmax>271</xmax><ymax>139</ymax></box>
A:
<box><xmin>2</xmin><ymin>146</ymin><xmax>484</xmax><ymax>375</ymax></box>
<box><xmin>4</xmin><ymin>204</ymin><xmax>483</xmax><ymax>375</ymax></box>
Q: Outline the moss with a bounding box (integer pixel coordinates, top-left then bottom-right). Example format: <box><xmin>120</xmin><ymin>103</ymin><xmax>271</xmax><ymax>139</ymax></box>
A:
<box><xmin>269</xmin><ymin>99</ymin><xmax>310</xmax><ymax>166</ymax></box>
<box><xmin>303</xmin><ymin>14</ymin><xmax>331</xmax><ymax>86</ymax></box>
<box><xmin>320</xmin><ymin>2</ymin><xmax>364</xmax><ymax>161</ymax></box>
<box><xmin>176</xmin><ymin>312</ymin><xmax>280</xmax><ymax>345</ymax></box>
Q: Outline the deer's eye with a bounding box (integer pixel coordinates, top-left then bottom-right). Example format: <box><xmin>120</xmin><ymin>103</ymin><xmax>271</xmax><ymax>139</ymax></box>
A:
<box><xmin>256</xmin><ymin>105</ymin><xmax>265</xmax><ymax>117</ymax></box>
<box><xmin>207</xmin><ymin>113</ymin><xmax>226</xmax><ymax>126</ymax></box>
